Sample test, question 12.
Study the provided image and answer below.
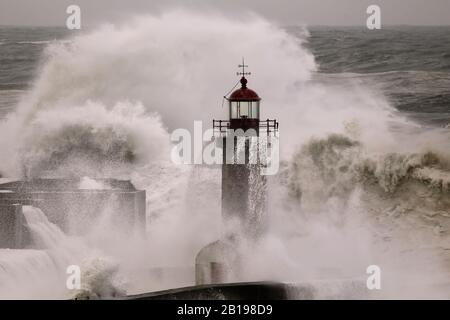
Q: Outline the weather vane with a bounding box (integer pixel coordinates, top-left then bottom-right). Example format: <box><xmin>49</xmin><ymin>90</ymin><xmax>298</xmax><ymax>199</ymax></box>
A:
<box><xmin>237</xmin><ymin>58</ymin><xmax>251</xmax><ymax>77</ymax></box>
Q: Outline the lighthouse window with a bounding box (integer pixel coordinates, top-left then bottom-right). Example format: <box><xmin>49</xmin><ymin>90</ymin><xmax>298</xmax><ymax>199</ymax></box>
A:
<box><xmin>251</xmin><ymin>101</ymin><xmax>260</xmax><ymax>118</ymax></box>
<box><xmin>230</xmin><ymin>101</ymin><xmax>238</xmax><ymax>118</ymax></box>
<box><xmin>230</xmin><ymin>101</ymin><xmax>260</xmax><ymax>119</ymax></box>
<box><xmin>239</xmin><ymin>101</ymin><xmax>250</xmax><ymax>117</ymax></box>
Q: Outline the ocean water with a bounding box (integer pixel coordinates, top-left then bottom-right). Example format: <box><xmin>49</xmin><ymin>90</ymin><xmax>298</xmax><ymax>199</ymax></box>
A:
<box><xmin>0</xmin><ymin>13</ymin><xmax>449</xmax><ymax>299</ymax></box>
<box><xmin>1</xmin><ymin>26</ymin><xmax>450</xmax><ymax>125</ymax></box>
<box><xmin>302</xmin><ymin>26</ymin><xmax>450</xmax><ymax>127</ymax></box>
<box><xmin>0</xmin><ymin>27</ymin><xmax>68</xmax><ymax>116</ymax></box>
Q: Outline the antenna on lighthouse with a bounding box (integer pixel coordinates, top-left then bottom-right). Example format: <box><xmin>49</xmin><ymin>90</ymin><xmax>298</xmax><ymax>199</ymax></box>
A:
<box><xmin>237</xmin><ymin>58</ymin><xmax>251</xmax><ymax>77</ymax></box>
<box><xmin>222</xmin><ymin>58</ymin><xmax>253</xmax><ymax>106</ymax></box>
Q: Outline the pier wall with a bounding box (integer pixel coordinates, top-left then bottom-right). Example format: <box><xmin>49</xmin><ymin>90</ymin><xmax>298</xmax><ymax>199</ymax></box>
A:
<box><xmin>0</xmin><ymin>179</ymin><xmax>146</xmax><ymax>248</ymax></box>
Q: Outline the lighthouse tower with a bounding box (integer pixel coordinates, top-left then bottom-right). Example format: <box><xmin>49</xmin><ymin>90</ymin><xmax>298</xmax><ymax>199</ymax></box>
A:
<box><xmin>195</xmin><ymin>61</ymin><xmax>279</xmax><ymax>285</ymax></box>
<box><xmin>214</xmin><ymin>60</ymin><xmax>278</xmax><ymax>238</ymax></box>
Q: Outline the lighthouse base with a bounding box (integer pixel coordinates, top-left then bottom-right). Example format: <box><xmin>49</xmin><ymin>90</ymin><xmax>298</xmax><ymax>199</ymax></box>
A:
<box><xmin>221</xmin><ymin>164</ymin><xmax>268</xmax><ymax>239</ymax></box>
<box><xmin>195</xmin><ymin>239</ymin><xmax>240</xmax><ymax>286</ymax></box>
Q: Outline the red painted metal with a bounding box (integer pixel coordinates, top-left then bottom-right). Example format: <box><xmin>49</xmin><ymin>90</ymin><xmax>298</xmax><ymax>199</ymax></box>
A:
<box><xmin>229</xmin><ymin>77</ymin><xmax>261</xmax><ymax>101</ymax></box>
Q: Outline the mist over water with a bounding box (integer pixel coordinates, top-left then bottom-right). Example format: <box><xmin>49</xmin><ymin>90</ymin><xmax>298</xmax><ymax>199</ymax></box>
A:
<box><xmin>0</xmin><ymin>11</ymin><xmax>449</xmax><ymax>298</ymax></box>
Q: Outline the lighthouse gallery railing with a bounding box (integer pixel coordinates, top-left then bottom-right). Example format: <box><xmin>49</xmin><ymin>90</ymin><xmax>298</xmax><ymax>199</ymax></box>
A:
<box><xmin>213</xmin><ymin>119</ymin><xmax>278</xmax><ymax>136</ymax></box>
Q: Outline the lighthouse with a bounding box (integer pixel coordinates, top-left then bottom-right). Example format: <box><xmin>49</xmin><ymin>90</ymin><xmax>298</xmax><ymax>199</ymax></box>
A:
<box><xmin>215</xmin><ymin>60</ymin><xmax>278</xmax><ymax>238</ymax></box>
<box><xmin>196</xmin><ymin>60</ymin><xmax>279</xmax><ymax>285</ymax></box>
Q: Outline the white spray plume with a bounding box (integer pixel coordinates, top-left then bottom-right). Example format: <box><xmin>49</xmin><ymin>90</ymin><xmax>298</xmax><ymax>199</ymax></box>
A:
<box><xmin>0</xmin><ymin>10</ymin><xmax>449</xmax><ymax>299</ymax></box>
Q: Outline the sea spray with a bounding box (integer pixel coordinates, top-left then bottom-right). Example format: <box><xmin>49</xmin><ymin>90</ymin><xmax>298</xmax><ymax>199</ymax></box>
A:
<box><xmin>0</xmin><ymin>11</ymin><xmax>448</xmax><ymax>298</ymax></box>
<box><xmin>18</xmin><ymin>101</ymin><xmax>169</xmax><ymax>178</ymax></box>
<box><xmin>0</xmin><ymin>206</ymin><xmax>126</xmax><ymax>299</ymax></box>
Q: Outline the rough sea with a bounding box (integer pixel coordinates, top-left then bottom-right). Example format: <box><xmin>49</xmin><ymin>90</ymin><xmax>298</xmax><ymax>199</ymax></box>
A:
<box><xmin>1</xmin><ymin>26</ymin><xmax>450</xmax><ymax>126</ymax></box>
<box><xmin>0</xmin><ymin>15</ymin><xmax>449</xmax><ymax>299</ymax></box>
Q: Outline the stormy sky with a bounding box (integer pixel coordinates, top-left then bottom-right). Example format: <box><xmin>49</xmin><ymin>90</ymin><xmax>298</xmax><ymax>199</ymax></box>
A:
<box><xmin>0</xmin><ymin>0</ymin><xmax>449</xmax><ymax>26</ymax></box>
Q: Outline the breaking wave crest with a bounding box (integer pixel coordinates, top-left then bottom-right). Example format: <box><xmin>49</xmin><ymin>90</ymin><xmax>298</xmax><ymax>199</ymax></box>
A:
<box><xmin>288</xmin><ymin>134</ymin><xmax>450</xmax><ymax>203</ymax></box>
<box><xmin>0</xmin><ymin>10</ymin><xmax>449</xmax><ymax>298</ymax></box>
<box><xmin>18</xmin><ymin>101</ymin><xmax>169</xmax><ymax>178</ymax></box>
<box><xmin>0</xmin><ymin>10</ymin><xmax>316</xmax><ymax>178</ymax></box>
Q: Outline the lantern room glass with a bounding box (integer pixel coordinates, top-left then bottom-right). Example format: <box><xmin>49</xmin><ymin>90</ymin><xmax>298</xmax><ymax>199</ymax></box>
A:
<box><xmin>230</xmin><ymin>101</ymin><xmax>260</xmax><ymax>119</ymax></box>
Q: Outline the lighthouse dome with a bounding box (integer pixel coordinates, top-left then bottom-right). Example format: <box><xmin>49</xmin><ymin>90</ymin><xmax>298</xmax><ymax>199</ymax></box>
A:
<box><xmin>229</xmin><ymin>77</ymin><xmax>261</xmax><ymax>101</ymax></box>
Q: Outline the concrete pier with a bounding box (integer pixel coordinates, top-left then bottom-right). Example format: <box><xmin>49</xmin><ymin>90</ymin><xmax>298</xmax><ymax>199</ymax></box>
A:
<box><xmin>127</xmin><ymin>282</ymin><xmax>289</xmax><ymax>300</ymax></box>
<box><xmin>0</xmin><ymin>178</ymin><xmax>146</xmax><ymax>248</ymax></box>
<box><xmin>125</xmin><ymin>280</ymin><xmax>368</xmax><ymax>300</ymax></box>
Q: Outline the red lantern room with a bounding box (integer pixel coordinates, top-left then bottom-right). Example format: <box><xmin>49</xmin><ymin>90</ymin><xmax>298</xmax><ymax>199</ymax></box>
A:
<box><xmin>229</xmin><ymin>77</ymin><xmax>261</xmax><ymax>120</ymax></box>
<box><xmin>213</xmin><ymin>59</ymin><xmax>278</xmax><ymax>135</ymax></box>
<box><xmin>227</xmin><ymin>60</ymin><xmax>261</xmax><ymax>131</ymax></box>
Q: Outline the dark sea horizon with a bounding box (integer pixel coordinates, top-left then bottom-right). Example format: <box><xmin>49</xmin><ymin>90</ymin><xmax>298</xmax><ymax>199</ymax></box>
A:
<box><xmin>1</xmin><ymin>25</ymin><xmax>449</xmax><ymax>127</ymax></box>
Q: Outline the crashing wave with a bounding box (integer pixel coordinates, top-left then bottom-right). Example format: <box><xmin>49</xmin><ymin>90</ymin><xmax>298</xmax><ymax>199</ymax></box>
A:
<box><xmin>288</xmin><ymin>134</ymin><xmax>450</xmax><ymax>200</ymax></box>
<box><xmin>71</xmin><ymin>257</ymin><xmax>126</xmax><ymax>300</ymax></box>
<box><xmin>18</xmin><ymin>101</ymin><xmax>169</xmax><ymax>178</ymax></box>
